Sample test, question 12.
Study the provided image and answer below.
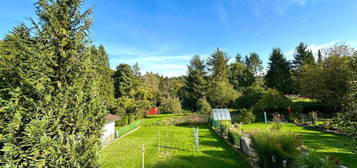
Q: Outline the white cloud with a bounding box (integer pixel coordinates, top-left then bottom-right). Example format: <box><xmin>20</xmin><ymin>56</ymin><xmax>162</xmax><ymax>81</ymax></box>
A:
<box><xmin>285</xmin><ymin>40</ymin><xmax>357</xmax><ymax>60</ymax></box>
<box><xmin>247</xmin><ymin>0</ymin><xmax>321</xmax><ymax>15</ymax></box>
<box><xmin>107</xmin><ymin>47</ymin><xmax>196</xmax><ymax>77</ymax></box>
<box><xmin>307</xmin><ymin>40</ymin><xmax>341</xmax><ymax>55</ymax></box>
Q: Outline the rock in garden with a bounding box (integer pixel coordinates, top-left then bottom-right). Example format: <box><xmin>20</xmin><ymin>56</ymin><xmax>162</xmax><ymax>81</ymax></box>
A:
<box><xmin>240</xmin><ymin>134</ymin><xmax>253</xmax><ymax>157</ymax></box>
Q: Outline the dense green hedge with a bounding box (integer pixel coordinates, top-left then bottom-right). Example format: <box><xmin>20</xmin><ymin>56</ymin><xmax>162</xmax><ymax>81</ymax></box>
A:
<box><xmin>293</xmin><ymin>102</ymin><xmax>334</xmax><ymax>116</ymax></box>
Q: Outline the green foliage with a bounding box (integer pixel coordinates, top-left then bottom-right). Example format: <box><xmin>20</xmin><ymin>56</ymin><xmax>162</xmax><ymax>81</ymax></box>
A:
<box><xmin>143</xmin><ymin>72</ymin><xmax>161</xmax><ymax>105</ymax></box>
<box><xmin>207</xmin><ymin>81</ymin><xmax>239</xmax><ymax>108</ymax></box>
<box><xmin>297</xmin><ymin>45</ymin><xmax>355</xmax><ymax>110</ymax></box>
<box><xmin>113</xmin><ymin>64</ymin><xmax>135</xmax><ymax>98</ymax></box>
<box><xmin>292</xmin><ymin>42</ymin><xmax>315</xmax><ymax>71</ymax></box>
<box><xmin>152</xmin><ymin>114</ymin><xmax>208</xmax><ymax>126</ymax></box>
<box><xmin>228</xmin><ymin>62</ymin><xmax>255</xmax><ymax>90</ymax></box>
<box><xmin>265</xmin><ymin>48</ymin><xmax>294</xmax><ymax>94</ymax></box>
<box><xmin>90</xmin><ymin>45</ymin><xmax>115</xmax><ymax>111</ymax></box>
<box><xmin>160</xmin><ymin>97</ymin><xmax>182</xmax><ymax>114</ymax></box>
<box><xmin>245</xmin><ymin>52</ymin><xmax>263</xmax><ymax>76</ymax></box>
<box><xmin>207</xmin><ymin>48</ymin><xmax>230</xmax><ymax>81</ymax></box>
<box><xmin>184</xmin><ymin>55</ymin><xmax>208</xmax><ymax>111</ymax></box>
<box><xmin>235</xmin><ymin>87</ymin><xmax>264</xmax><ymax>109</ymax></box>
<box><xmin>241</xmin><ymin>123</ymin><xmax>357</xmax><ymax>166</ymax></box>
<box><xmin>0</xmin><ymin>0</ymin><xmax>106</xmax><ymax>166</ymax></box>
<box><xmin>293</xmin><ymin>101</ymin><xmax>333</xmax><ymax>116</ymax></box>
<box><xmin>291</xmin><ymin>103</ymin><xmax>303</xmax><ymax>114</ymax></box>
<box><xmin>253</xmin><ymin>89</ymin><xmax>291</xmax><ymax>120</ymax></box>
<box><xmin>228</xmin><ymin>128</ymin><xmax>243</xmax><ymax>145</ymax></box>
<box><xmin>196</xmin><ymin>98</ymin><xmax>212</xmax><ymax>115</ymax></box>
<box><xmin>250</xmin><ymin>127</ymin><xmax>302</xmax><ymax>168</ymax></box>
<box><xmin>238</xmin><ymin>108</ymin><xmax>256</xmax><ymax>124</ymax></box>
<box><xmin>293</xmin><ymin>151</ymin><xmax>340</xmax><ymax>168</ymax></box>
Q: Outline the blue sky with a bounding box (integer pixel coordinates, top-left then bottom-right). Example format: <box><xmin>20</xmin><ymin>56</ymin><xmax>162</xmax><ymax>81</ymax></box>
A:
<box><xmin>1</xmin><ymin>0</ymin><xmax>357</xmax><ymax>77</ymax></box>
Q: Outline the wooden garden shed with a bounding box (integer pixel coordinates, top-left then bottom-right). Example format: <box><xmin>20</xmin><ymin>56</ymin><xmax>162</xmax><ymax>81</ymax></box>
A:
<box><xmin>101</xmin><ymin>114</ymin><xmax>120</xmax><ymax>145</ymax></box>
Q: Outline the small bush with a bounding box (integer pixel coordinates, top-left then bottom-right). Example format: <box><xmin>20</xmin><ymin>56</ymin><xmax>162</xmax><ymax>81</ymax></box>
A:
<box><xmin>308</xmin><ymin>111</ymin><xmax>318</xmax><ymax>126</ymax></box>
<box><xmin>116</xmin><ymin>115</ymin><xmax>129</xmax><ymax>126</ymax></box>
<box><xmin>160</xmin><ymin>97</ymin><xmax>183</xmax><ymax>114</ymax></box>
<box><xmin>228</xmin><ymin>128</ymin><xmax>243</xmax><ymax>145</ymax></box>
<box><xmin>293</xmin><ymin>151</ymin><xmax>340</xmax><ymax>168</ymax></box>
<box><xmin>335</xmin><ymin>112</ymin><xmax>357</xmax><ymax>136</ymax></box>
<box><xmin>253</xmin><ymin>89</ymin><xmax>291</xmax><ymax>121</ymax></box>
<box><xmin>238</xmin><ymin>108</ymin><xmax>256</xmax><ymax>124</ymax></box>
<box><xmin>250</xmin><ymin>127</ymin><xmax>302</xmax><ymax>168</ymax></box>
<box><xmin>197</xmin><ymin>98</ymin><xmax>212</xmax><ymax>115</ymax></box>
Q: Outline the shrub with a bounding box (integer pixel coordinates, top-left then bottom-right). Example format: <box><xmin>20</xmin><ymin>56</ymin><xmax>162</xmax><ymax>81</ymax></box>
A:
<box><xmin>228</xmin><ymin>128</ymin><xmax>243</xmax><ymax>145</ymax></box>
<box><xmin>207</xmin><ymin>81</ymin><xmax>239</xmax><ymax>108</ymax></box>
<box><xmin>151</xmin><ymin>114</ymin><xmax>207</xmax><ymax>126</ymax></box>
<box><xmin>335</xmin><ymin>112</ymin><xmax>357</xmax><ymax>135</ymax></box>
<box><xmin>160</xmin><ymin>97</ymin><xmax>183</xmax><ymax>114</ymax></box>
<box><xmin>116</xmin><ymin>115</ymin><xmax>129</xmax><ymax>126</ymax></box>
<box><xmin>253</xmin><ymin>89</ymin><xmax>291</xmax><ymax>121</ymax></box>
<box><xmin>238</xmin><ymin>108</ymin><xmax>256</xmax><ymax>124</ymax></box>
<box><xmin>219</xmin><ymin>120</ymin><xmax>232</xmax><ymax>135</ymax></box>
<box><xmin>235</xmin><ymin>87</ymin><xmax>264</xmax><ymax>109</ymax></box>
<box><xmin>197</xmin><ymin>98</ymin><xmax>212</xmax><ymax>115</ymax></box>
<box><xmin>250</xmin><ymin>127</ymin><xmax>302</xmax><ymax>168</ymax></box>
<box><xmin>293</xmin><ymin>151</ymin><xmax>340</xmax><ymax>168</ymax></box>
<box><xmin>308</xmin><ymin>111</ymin><xmax>318</xmax><ymax>126</ymax></box>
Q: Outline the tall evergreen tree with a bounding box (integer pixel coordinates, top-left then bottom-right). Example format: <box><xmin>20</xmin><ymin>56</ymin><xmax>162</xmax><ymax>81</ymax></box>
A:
<box><xmin>0</xmin><ymin>0</ymin><xmax>106</xmax><ymax>166</ymax></box>
<box><xmin>235</xmin><ymin>53</ymin><xmax>244</xmax><ymax>64</ymax></box>
<box><xmin>113</xmin><ymin>64</ymin><xmax>135</xmax><ymax>98</ymax></box>
<box><xmin>207</xmin><ymin>48</ymin><xmax>230</xmax><ymax>81</ymax></box>
<box><xmin>265</xmin><ymin>48</ymin><xmax>294</xmax><ymax>94</ymax></box>
<box><xmin>292</xmin><ymin>42</ymin><xmax>315</xmax><ymax>70</ymax></box>
<box><xmin>90</xmin><ymin>45</ymin><xmax>115</xmax><ymax>109</ymax></box>
<box><xmin>246</xmin><ymin>52</ymin><xmax>263</xmax><ymax>76</ymax></box>
<box><xmin>132</xmin><ymin>62</ymin><xmax>141</xmax><ymax>78</ymax></box>
<box><xmin>229</xmin><ymin>62</ymin><xmax>255</xmax><ymax>90</ymax></box>
<box><xmin>185</xmin><ymin>55</ymin><xmax>208</xmax><ymax>110</ymax></box>
<box><xmin>317</xmin><ymin>49</ymin><xmax>323</xmax><ymax>64</ymax></box>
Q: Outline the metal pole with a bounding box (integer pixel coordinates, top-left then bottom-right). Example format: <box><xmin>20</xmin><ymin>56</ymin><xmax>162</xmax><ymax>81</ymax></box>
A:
<box><xmin>142</xmin><ymin>144</ymin><xmax>145</xmax><ymax>168</ymax></box>
<box><xmin>196</xmin><ymin>127</ymin><xmax>199</xmax><ymax>152</ymax></box>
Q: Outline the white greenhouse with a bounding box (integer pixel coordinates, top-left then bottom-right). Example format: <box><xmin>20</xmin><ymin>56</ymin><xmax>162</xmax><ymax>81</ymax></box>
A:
<box><xmin>210</xmin><ymin>108</ymin><xmax>231</xmax><ymax>121</ymax></box>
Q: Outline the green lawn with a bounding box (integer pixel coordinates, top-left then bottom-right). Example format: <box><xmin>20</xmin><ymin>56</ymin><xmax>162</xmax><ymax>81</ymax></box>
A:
<box><xmin>100</xmin><ymin>115</ymin><xmax>251</xmax><ymax>168</ymax></box>
<box><xmin>241</xmin><ymin>123</ymin><xmax>357</xmax><ymax>167</ymax></box>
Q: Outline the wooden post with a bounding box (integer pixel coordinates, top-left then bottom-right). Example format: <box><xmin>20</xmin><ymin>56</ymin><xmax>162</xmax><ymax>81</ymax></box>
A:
<box><xmin>142</xmin><ymin>144</ymin><xmax>145</xmax><ymax>168</ymax></box>
<box><xmin>264</xmin><ymin>112</ymin><xmax>267</xmax><ymax>124</ymax></box>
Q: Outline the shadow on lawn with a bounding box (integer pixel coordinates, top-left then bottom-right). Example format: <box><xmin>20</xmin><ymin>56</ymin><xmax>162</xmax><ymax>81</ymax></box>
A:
<box><xmin>158</xmin><ymin>145</ymin><xmax>189</xmax><ymax>152</ymax></box>
<box><xmin>152</xmin><ymin>150</ymin><xmax>250</xmax><ymax>168</ymax></box>
<box><xmin>297</xmin><ymin>126</ymin><xmax>357</xmax><ymax>167</ymax></box>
